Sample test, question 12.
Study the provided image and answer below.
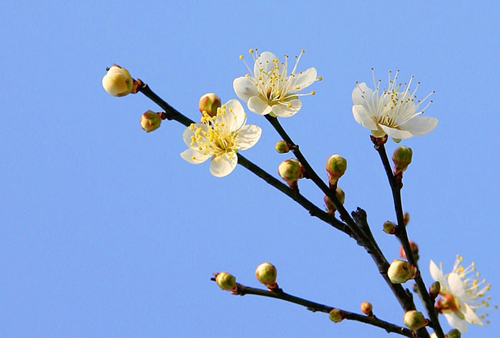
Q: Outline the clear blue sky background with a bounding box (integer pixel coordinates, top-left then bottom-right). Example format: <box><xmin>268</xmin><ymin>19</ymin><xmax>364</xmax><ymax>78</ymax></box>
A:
<box><xmin>1</xmin><ymin>1</ymin><xmax>499</xmax><ymax>337</ymax></box>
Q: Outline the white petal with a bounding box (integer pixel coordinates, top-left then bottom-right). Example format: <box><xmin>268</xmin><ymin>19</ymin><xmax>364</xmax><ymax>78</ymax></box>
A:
<box><xmin>248</xmin><ymin>96</ymin><xmax>273</xmax><ymax>115</ymax></box>
<box><xmin>380</xmin><ymin>125</ymin><xmax>413</xmax><ymax>139</ymax></box>
<box><xmin>272</xmin><ymin>100</ymin><xmax>302</xmax><ymax>117</ymax></box>
<box><xmin>235</xmin><ymin>125</ymin><xmax>262</xmax><ymax>150</ymax></box>
<box><xmin>210</xmin><ymin>154</ymin><xmax>238</xmax><ymax>177</ymax></box>
<box><xmin>352</xmin><ymin>83</ymin><xmax>374</xmax><ymax>105</ymax></box>
<box><xmin>182</xmin><ymin>123</ymin><xmax>208</xmax><ymax>147</ymax></box>
<box><xmin>444</xmin><ymin>312</ymin><xmax>468</xmax><ymax>333</ymax></box>
<box><xmin>289</xmin><ymin>67</ymin><xmax>317</xmax><ymax>92</ymax></box>
<box><xmin>233</xmin><ymin>76</ymin><xmax>260</xmax><ymax>102</ymax></box>
<box><xmin>448</xmin><ymin>273</ymin><xmax>467</xmax><ymax>299</ymax></box>
<box><xmin>180</xmin><ymin>149</ymin><xmax>210</xmax><ymax>164</ymax></box>
<box><xmin>400</xmin><ymin>116</ymin><xmax>438</xmax><ymax>136</ymax></box>
<box><xmin>462</xmin><ymin>303</ymin><xmax>483</xmax><ymax>326</ymax></box>
<box><xmin>223</xmin><ymin>99</ymin><xmax>246</xmax><ymax>129</ymax></box>
<box><xmin>352</xmin><ymin>105</ymin><xmax>378</xmax><ymax>130</ymax></box>
<box><xmin>254</xmin><ymin>51</ymin><xmax>278</xmax><ymax>75</ymax></box>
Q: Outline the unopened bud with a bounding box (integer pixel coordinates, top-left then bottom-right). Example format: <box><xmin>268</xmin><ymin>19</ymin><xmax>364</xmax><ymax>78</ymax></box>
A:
<box><xmin>329</xmin><ymin>308</ymin><xmax>343</xmax><ymax>323</ymax></box>
<box><xmin>403</xmin><ymin>310</ymin><xmax>427</xmax><ymax>330</ymax></box>
<box><xmin>383</xmin><ymin>221</ymin><xmax>397</xmax><ymax>234</ymax></box>
<box><xmin>199</xmin><ymin>93</ymin><xmax>221</xmax><ymax>117</ymax></box>
<box><xmin>326</xmin><ymin>154</ymin><xmax>347</xmax><ymax>185</ymax></box>
<box><xmin>392</xmin><ymin>146</ymin><xmax>413</xmax><ymax>172</ymax></box>
<box><xmin>275</xmin><ymin>140</ymin><xmax>290</xmax><ymax>154</ymax></box>
<box><xmin>387</xmin><ymin>259</ymin><xmax>416</xmax><ymax>284</ymax></box>
<box><xmin>429</xmin><ymin>281</ymin><xmax>441</xmax><ymax>299</ymax></box>
<box><xmin>215</xmin><ymin>272</ymin><xmax>236</xmax><ymax>291</ymax></box>
<box><xmin>403</xmin><ymin>212</ymin><xmax>410</xmax><ymax>225</ymax></box>
<box><xmin>324</xmin><ymin>186</ymin><xmax>345</xmax><ymax>214</ymax></box>
<box><xmin>447</xmin><ymin>329</ymin><xmax>461</xmax><ymax>338</ymax></box>
<box><xmin>140</xmin><ymin>110</ymin><xmax>162</xmax><ymax>133</ymax></box>
<box><xmin>255</xmin><ymin>262</ymin><xmax>277</xmax><ymax>287</ymax></box>
<box><xmin>102</xmin><ymin>65</ymin><xmax>133</xmax><ymax>97</ymax></box>
<box><xmin>360</xmin><ymin>301</ymin><xmax>373</xmax><ymax>315</ymax></box>
<box><xmin>278</xmin><ymin>159</ymin><xmax>303</xmax><ymax>183</ymax></box>
<box><xmin>399</xmin><ymin>241</ymin><xmax>419</xmax><ymax>261</ymax></box>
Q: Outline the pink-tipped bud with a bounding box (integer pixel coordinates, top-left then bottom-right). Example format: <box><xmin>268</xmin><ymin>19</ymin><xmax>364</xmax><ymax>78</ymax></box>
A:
<box><xmin>399</xmin><ymin>241</ymin><xmax>419</xmax><ymax>261</ymax></box>
<box><xmin>360</xmin><ymin>301</ymin><xmax>373</xmax><ymax>315</ymax></box>
<box><xmin>392</xmin><ymin>146</ymin><xmax>413</xmax><ymax>173</ymax></box>
<box><xmin>278</xmin><ymin>159</ymin><xmax>303</xmax><ymax>183</ymax></box>
<box><xmin>324</xmin><ymin>186</ymin><xmax>345</xmax><ymax>214</ymax></box>
<box><xmin>329</xmin><ymin>308</ymin><xmax>343</xmax><ymax>323</ymax></box>
<box><xmin>403</xmin><ymin>310</ymin><xmax>427</xmax><ymax>330</ymax></box>
<box><xmin>140</xmin><ymin>110</ymin><xmax>162</xmax><ymax>133</ymax></box>
<box><xmin>387</xmin><ymin>259</ymin><xmax>416</xmax><ymax>284</ymax></box>
<box><xmin>383</xmin><ymin>221</ymin><xmax>397</xmax><ymax>234</ymax></box>
<box><xmin>215</xmin><ymin>272</ymin><xmax>236</xmax><ymax>291</ymax></box>
<box><xmin>326</xmin><ymin>154</ymin><xmax>347</xmax><ymax>185</ymax></box>
<box><xmin>102</xmin><ymin>65</ymin><xmax>133</xmax><ymax>97</ymax></box>
<box><xmin>275</xmin><ymin>140</ymin><xmax>290</xmax><ymax>154</ymax></box>
<box><xmin>199</xmin><ymin>93</ymin><xmax>221</xmax><ymax>117</ymax></box>
<box><xmin>255</xmin><ymin>262</ymin><xmax>277</xmax><ymax>287</ymax></box>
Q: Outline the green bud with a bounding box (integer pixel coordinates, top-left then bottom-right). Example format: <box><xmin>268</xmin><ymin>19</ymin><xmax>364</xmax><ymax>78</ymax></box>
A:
<box><xmin>255</xmin><ymin>262</ymin><xmax>277</xmax><ymax>286</ymax></box>
<box><xmin>329</xmin><ymin>308</ymin><xmax>343</xmax><ymax>323</ymax></box>
<box><xmin>392</xmin><ymin>146</ymin><xmax>413</xmax><ymax>172</ymax></box>
<box><xmin>215</xmin><ymin>272</ymin><xmax>236</xmax><ymax>291</ymax></box>
<box><xmin>140</xmin><ymin>110</ymin><xmax>162</xmax><ymax>133</ymax></box>
<box><xmin>199</xmin><ymin>93</ymin><xmax>221</xmax><ymax>118</ymax></box>
<box><xmin>387</xmin><ymin>259</ymin><xmax>416</xmax><ymax>284</ymax></box>
<box><xmin>447</xmin><ymin>329</ymin><xmax>461</xmax><ymax>338</ymax></box>
<box><xmin>383</xmin><ymin>221</ymin><xmax>397</xmax><ymax>234</ymax></box>
<box><xmin>278</xmin><ymin>159</ymin><xmax>303</xmax><ymax>183</ymax></box>
<box><xmin>324</xmin><ymin>186</ymin><xmax>345</xmax><ymax>214</ymax></box>
<box><xmin>102</xmin><ymin>65</ymin><xmax>133</xmax><ymax>97</ymax></box>
<box><xmin>275</xmin><ymin>140</ymin><xmax>290</xmax><ymax>154</ymax></box>
<box><xmin>429</xmin><ymin>281</ymin><xmax>441</xmax><ymax>298</ymax></box>
<box><xmin>403</xmin><ymin>310</ymin><xmax>427</xmax><ymax>330</ymax></box>
<box><xmin>326</xmin><ymin>154</ymin><xmax>347</xmax><ymax>184</ymax></box>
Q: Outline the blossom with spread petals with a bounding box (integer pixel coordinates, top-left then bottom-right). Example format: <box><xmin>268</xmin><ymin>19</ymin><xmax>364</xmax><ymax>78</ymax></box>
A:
<box><xmin>430</xmin><ymin>255</ymin><xmax>492</xmax><ymax>333</ymax></box>
<box><xmin>180</xmin><ymin>99</ymin><xmax>261</xmax><ymax>177</ymax></box>
<box><xmin>352</xmin><ymin>70</ymin><xmax>438</xmax><ymax>140</ymax></box>
<box><xmin>233</xmin><ymin>49</ymin><xmax>320</xmax><ymax>117</ymax></box>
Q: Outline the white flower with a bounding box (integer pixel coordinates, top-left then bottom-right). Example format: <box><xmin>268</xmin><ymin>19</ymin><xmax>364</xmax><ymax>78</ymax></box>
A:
<box><xmin>180</xmin><ymin>99</ymin><xmax>261</xmax><ymax>177</ymax></box>
<box><xmin>233</xmin><ymin>49</ymin><xmax>319</xmax><ymax>118</ymax></box>
<box><xmin>430</xmin><ymin>255</ymin><xmax>492</xmax><ymax>333</ymax></box>
<box><xmin>352</xmin><ymin>70</ymin><xmax>438</xmax><ymax>140</ymax></box>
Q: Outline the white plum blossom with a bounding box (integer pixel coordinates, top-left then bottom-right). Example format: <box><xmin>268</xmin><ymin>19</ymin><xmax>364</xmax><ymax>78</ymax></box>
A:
<box><xmin>233</xmin><ymin>49</ymin><xmax>320</xmax><ymax>118</ymax></box>
<box><xmin>352</xmin><ymin>70</ymin><xmax>438</xmax><ymax>140</ymax></box>
<box><xmin>430</xmin><ymin>256</ymin><xmax>492</xmax><ymax>333</ymax></box>
<box><xmin>180</xmin><ymin>99</ymin><xmax>261</xmax><ymax>177</ymax></box>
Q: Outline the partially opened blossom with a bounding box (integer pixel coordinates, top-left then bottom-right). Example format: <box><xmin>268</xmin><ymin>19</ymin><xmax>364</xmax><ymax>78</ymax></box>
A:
<box><xmin>180</xmin><ymin>99</ymin><xmax>261</xmax><ymax>177</ymax></box>
<box><xmin>352</xmin><ymin>70</ymin><xmax>438</xmax><ymax>140</ymax></box>
<box><xmin>430</xmin><ymin>255</ymin><xmax>492</xmax><ymax>333</ymax></box>
<box><xmin>233</xmin><ymin>49</ymin><xmax>320</xmax><ymax>118</ymax></box>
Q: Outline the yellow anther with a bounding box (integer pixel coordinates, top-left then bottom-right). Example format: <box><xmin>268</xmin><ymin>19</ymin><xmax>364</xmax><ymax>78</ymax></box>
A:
<box><xmin>318</xmin><ymin>76</ymin><xmax>323</xmax><ymax>81</ymax></box>
<box><xmin>239</xmin><ymin>55</ymin><xmax>244</xmax><ymax>59</ymax></box>
<box><xmin>311</xmin><ymin>90</ymin><xmax>316</xmax><ymax>95</ymax></box>
<box><xmin>249</xmin><ymin>49</ymin><xmax>254</xmax><ymax>54</ymax></box>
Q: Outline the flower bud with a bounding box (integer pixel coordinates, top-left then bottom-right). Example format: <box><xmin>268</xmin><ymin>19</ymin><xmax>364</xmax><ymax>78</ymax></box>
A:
<box><xmin>324</xmin><ymin>186</ymin><xmax>345</xmax><ymax>214</ymax></box>
<box><xmin>199</xmin><ymin>93</ymin><xmax>221</xmax><ymax>117</ymax></box>
<box><xmin>255</xmin><ymin>262</ymin><xmax>277</xmax><ymax>286</ymax></box>
<box><xmin>392</xmin><ymin>146</ymin><xmax>413</xmax><ymax>172</ymax></box>
<box><xmin>399</xmin><ymin>241</ymin><xmax>419</xmax><ymax>261</ymax></box>
<box><xmin>275</xmin><ymin>140</ymin><xmax>290</xmax><ymax>154</ymax></box>
<box><xmin>140</xmin><ymin>110</ymin><xmax>162</xmax><ymax>133</ymax></box>
<box><xmin>387</xmin><ymin>259</ymin><xmax>416</xmax><ymax>284</ymax></box>
<box><xmin>215</xmin><ymin>272</ymin><xmax>236</xmax><ymax>291</ymax></box>
<box><xmin>447</xmin><ymin>329</ymin><xmax>461</xmax><ymax>338</ymax></box>
<box><xmin>360</xmin><ymin>301</ymin><xmax>373</xmax><ymax>315</ymax></box>
<box><xmin>326</xmin><ymin>154</ymin><xmax>347</xmax><ymax>184</ymax></box>
<box><xmin>403</xmin><ymin>310</ymin><xmax>427</xmax><ymax>330</ymax></box>
<box><xmin>383</xmin><ymin>221</ymin><xmax>397</xmax><ymax>234</ymax></box>
<box><xmin>102</xmin><ymin>65</ymin><xmax>133</xmax><ymax>97</ymax></box>
<box><xmin>403</xmin><ymin>212</ymin><xmax>410</xmax><ymax>225</ymax></box>
<box><xmin>429</xmin><ymin>281</ymin><xmax>441</xmax><ymax>299</ymax></box>
<box><xmin>278</xmin><ymin>159</ymin><xmax>303</xmax><ymax>183</ymax></box>
<box><xmin>329</xmin><ymin>308</ymin><xmax>343</xmax><ymax>323</ymax></box>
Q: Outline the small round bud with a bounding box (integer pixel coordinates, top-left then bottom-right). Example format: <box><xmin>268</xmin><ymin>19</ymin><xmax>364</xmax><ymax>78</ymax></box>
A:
<box><xmin>278</xmin><ymin>159</ymin><xmax>303</xmax><ymax>183</ymax></box>
<box><xmin>215</xmin><ymin>272</ymin><xmax>236</xmax><ymax>291</ymax></box>
<box><xmin>403</xmin><ymin>310</ymin><xmax>427</xmax><ymax>330</ymax></box>
<box><xmin>403</xmin><ymin>212</ymin><xmax>410</xmax><ymax>225</ymax></box>
<box><xmin>399</xmin><ymin>241</ymin><xmax>419</xmax><ymax>261</ymax></box>
<box><xmin>326</xmin><ymin>154</ymin><xmax>347</xmax><ymax>184</ymax></box>
<box><xmin>360</xmin><ymin>301</ymin><xmax>373</xmax><ymax>315</ymax></box>
<box><xmin>255</xmin><ymin>262</ymin><xmax>277</xmax><ymax>286</ymax></box>
<box><xmin>324</xmin><ymin>186</ymin><xmax>345</xmax><ymax>214</ymax></box>
<box><xmin>429</xmin><ymin>281</ymin><xmax>441</xmax><ymax>299</ymax></box>
<box><xmin>383</xmin><ymin>221</ymin><xmax>397</xmax><ymax>234</ymax></box>
<box><xmin>275</xmin><ymin>140</ymin><xmax>290</xmax><ymax>154</ymax></box>
<box><xmin>199</xmin><ymin>93</ymin><xmax>221</xmax><ymax>118</ymax></box>
<box><xmin>329</xmin><ymin>308</ymin><xmax>343</xmax><ymax>323</ymax></box>
<box><xmin>447</xmin><ymin>329</ymin><xmax>461</xmax><ymax>338</ymax></box>
<box><xmin>140</xmin><ymin>110</ymin><xmax>162</xmax><ymax>133</ymax></box>
<box><xmin>392</xmin><ymin>146</ymin><xmax>413</xmax><ymax>172</ymax></box>
<box><xmin>102</xmin><ymin>65</ymin><xmax>133</xmax><ymax>97</ymax></box>
<box><xmin>387</xmin><ymin>259</ymin><xmax>416</xmax><ymax>284</ymax></box>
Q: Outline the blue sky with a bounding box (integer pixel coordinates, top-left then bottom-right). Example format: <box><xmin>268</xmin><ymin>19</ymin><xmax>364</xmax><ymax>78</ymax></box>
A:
<box><xmin>1</xmin><ymin>1</ymin><xmax>499</xmax><ymax>337</ymax></box>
